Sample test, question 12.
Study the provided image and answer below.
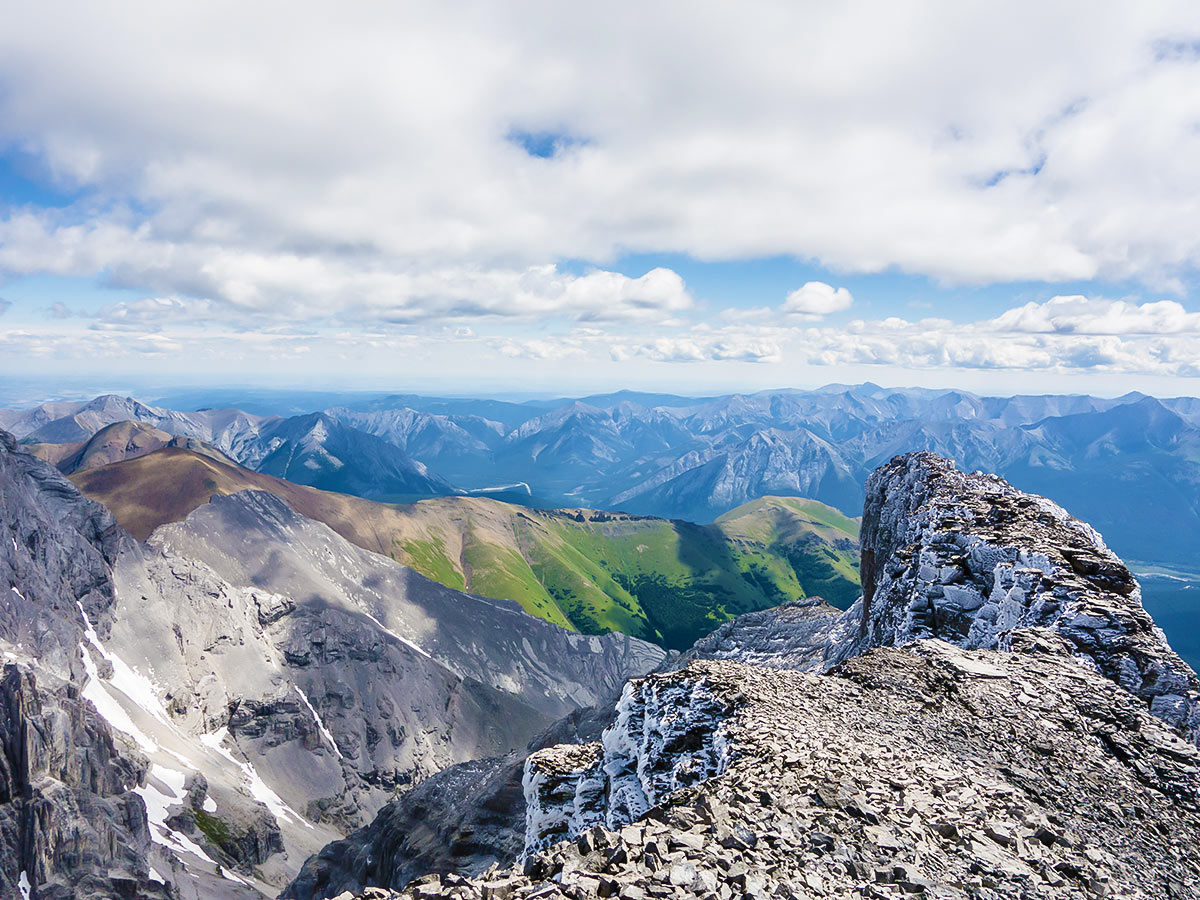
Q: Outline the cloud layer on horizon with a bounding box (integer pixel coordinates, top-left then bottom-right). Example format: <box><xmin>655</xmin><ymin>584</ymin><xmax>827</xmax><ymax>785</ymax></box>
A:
<box><xmin>2</xmin><ymin>2</ymin><xmax>1200</xmax><ymax>390</ymax></box>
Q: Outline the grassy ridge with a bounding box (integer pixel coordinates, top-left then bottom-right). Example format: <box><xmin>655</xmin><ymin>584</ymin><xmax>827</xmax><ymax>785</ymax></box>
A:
<box><xmin>72</xmin><ymin>448</ymin><xmax>860</xmax><ymax>650</ymax></box>
<box><xmin>387</xmin><ymin>497</ymin><xmax>860</xmax><ymax>650</ymax></box>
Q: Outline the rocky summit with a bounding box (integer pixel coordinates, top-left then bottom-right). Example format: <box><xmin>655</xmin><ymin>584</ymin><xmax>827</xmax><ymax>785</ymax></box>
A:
<box><xmin>301</xmin><ymin>452</ymin><xmax>1200</xmax><ymax>900</ymax></box>
<box><xmin>360</xmin><ymin>641</ymin><xmax>1200</xmax><ymax>900</ymax></box>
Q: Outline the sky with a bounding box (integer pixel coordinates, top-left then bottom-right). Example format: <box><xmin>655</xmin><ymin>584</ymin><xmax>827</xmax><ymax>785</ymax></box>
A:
<box><xmin>3</xmin><ymin>2</ymin><xmax>1200</xmax><ymax>398</ymax></box>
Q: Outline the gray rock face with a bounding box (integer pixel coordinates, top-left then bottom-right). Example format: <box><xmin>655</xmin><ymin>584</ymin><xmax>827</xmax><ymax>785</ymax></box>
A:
<box><xmin>676</xmin><ymin>598</ymin><xmax>858</xmax><ymax>672</ymax></box>
<box><xmin>283</xmin><ymin>701</ymin><xmax>621</xmax><ymax>900</ymax></box>
<box><xmin>344</xmin><ymin>644</ymin><xmax>1200</xmax><ymax>900</ymax></box>
<box><xmin>150</xmin><ymin>491</ymin><xmax>666</xmax><ymax>723</ymax></box>
<box><xmin>0</xmin><ymin>431</ymin><xmax>172</xmax><ymax>899</ymax></box>
<box><xmin>0</xmin><ymin>663</ymin><xmax>170</xmax><ymax>900</ymax></box>
<box><xmin>2</xmin><ymin>430</ymin><xmax>666</xmax><ymax>897</ymax></box>
<box><xmin>313</xmin><ymin>451</ymin><xmax>1200</xmax><ymax>900</ymax></box>
<box><xmin>0</xmin><ymin>430</ymin><xmax>122</xmax><ymax>680</ymax></box>
<box><xmin>858</xmin><ymin>452</ymin><xmax>1200</xmax><ymax>740</ymax></box>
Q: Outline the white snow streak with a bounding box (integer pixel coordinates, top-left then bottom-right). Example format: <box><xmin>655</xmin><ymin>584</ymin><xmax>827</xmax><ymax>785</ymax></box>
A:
<box><xmin>294</xmin><ymin>686</ymin><xmax>343</xmax><ymax>759</ymax></box>
<box><xmin>200</xmin><ymin>728</ymin><xmax>312</xmax><ymax>829</ymax></box>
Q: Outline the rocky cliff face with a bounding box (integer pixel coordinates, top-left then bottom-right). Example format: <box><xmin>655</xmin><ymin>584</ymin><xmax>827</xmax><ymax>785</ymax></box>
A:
<box><xmin>858</xmin><ymin>452</ymin><xmax>1200</xmax><ymax>740</ymax></box>
<box><xmin>0</xmin><ymin>430</ymin><xmax>175</xmax><ymax>899</ymax></box>
<box><xmin>1</xmin><ymin>430</ymin><xmax>666</xmax><ymax>898</ymax></box>
<box><xmin>310</xmin><ymin>451</ymin><xmax>1200</xmax><ymax>900</ymax></box>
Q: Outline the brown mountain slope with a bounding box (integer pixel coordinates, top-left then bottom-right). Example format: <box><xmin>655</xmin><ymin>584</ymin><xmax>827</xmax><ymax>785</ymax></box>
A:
<box><xmin>70</xmin><ymin>446</ymin><xmax>404</xmax><ymax>543</ymax></box>
<box><xmin>28</xmin><ymin>419</ymin><xmax>229</xmax><ymax>475</ymax></box>
<box><xmin>73</xmin><ymin>447</ymin><xmax>860</xmax><ymax>647</ymax></box>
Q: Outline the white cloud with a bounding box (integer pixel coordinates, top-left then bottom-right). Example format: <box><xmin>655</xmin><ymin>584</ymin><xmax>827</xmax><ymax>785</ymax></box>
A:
<box><xmin>781</xmin><ymin>282</ymin><xmax>854</xmax><ymax>318</ymax></box>
<box><xmin>616</xmin><ymin>335</ymin><xmax>782</xmax><ymax>364</ymax></box>
<box><xmin>0</xmin><ymin>1</ymin><xmax>1199</xmax><ymax>321</ymax></box>
<box><xmin>988</xmin><ymin>295</ymin><xmax>1200</xmax><ymax>335</ymax></box>
<box><xmin>797</xmin><ymin>295</ymin><xmax>1200</xmax><ymax>376</ymax></box>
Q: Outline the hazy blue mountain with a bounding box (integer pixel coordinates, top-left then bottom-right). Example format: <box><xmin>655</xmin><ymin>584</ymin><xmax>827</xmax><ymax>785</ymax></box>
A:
<box><xmin>9</xmin><ymin>384</ymin><xmax>1200</xmax><ymax>571</ymax></box>
<box><xmin>251</xmin><ymin>413</ymin><xmax>458</xmax><ymax>499</ymax></box>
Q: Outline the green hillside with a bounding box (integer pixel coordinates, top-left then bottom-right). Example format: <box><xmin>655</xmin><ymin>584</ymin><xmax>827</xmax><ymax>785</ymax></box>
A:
<box><xmin>390</xmin><ymin>495</ymin><xmax>861</xmax><ymax>650</ymax></box>
<box><xmin>72</xmin><ymin>447</ymin><xmax>860</xmax><ymax>651</ymax></box>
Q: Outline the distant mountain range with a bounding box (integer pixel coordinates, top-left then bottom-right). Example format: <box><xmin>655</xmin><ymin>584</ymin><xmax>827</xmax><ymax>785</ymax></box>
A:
<box><xmin>5</xmin><ymin>383</ymin><xmax>1200</xmax><ymax>570</ymax></box>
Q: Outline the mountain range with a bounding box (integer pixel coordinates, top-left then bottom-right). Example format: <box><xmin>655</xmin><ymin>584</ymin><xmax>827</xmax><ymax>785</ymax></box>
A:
<box><xmin>4</xmin><ymin>384</ymin><xmax>1199</xmax><ymax>573</ymax></box>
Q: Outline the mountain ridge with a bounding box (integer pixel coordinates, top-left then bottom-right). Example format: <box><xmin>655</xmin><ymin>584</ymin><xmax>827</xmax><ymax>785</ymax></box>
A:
<box><xmin>69</xmin><ymin>446</ymin><xmax>860</xmax><ymax>649</ymax></box>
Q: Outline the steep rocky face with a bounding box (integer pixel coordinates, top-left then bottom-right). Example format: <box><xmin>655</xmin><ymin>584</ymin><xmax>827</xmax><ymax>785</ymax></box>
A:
<box><xmin>283</xmin><ymin>703</ymin><xmax>620</xmax><ymax>900</ymax></box>
<box><xmin>344</xmin><ymin>643</ymin><xmax>1200</xmax><ymax>900</ymax></box>
<box><xmin>858</xmin><ymin>451</ymin><xmax>1200</xmax><ymax>740</ymax></box>
<box><xmin>0</xmin><ymin>432</ymin><xmax>176</xmax><ymax>899</ymax></box>
<box><xmin>0</xmin><ymin>664</ymin><xmax>171</xmax><ymax>900</ymax></box>
<box><xmin>0</xmin><ymin>430</ymin><xmax>122</xmax><ymax>680</ymax></box>
<box><xmin>306</xmin><ymin>451</ymin><xmax>1200</xmax><ymax>900</ymax></box>
<box><xmin>3</xmin><ymin>430</ymin><xmax>666</xmax><ymax>898</ymax></box>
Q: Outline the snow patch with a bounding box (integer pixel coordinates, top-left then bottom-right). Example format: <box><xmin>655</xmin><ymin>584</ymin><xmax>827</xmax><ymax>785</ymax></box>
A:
<box><xmin>294</xmin><ymin>685</ymin><xmax>344</xmax><ymax>759</ymax></box>
<box><xmin>78</xmin><ymin>641</ymin><xmax>158</xmax><ymax>752</ymax></box>
<box><xmin>200</xmin><ymin>728</ymin><xmax>312</xmax><ymax>828</ymax></box>
<box><xmin>18</xmin><ymin>871</ymin><xmax>30</xmax><ymax>900</ymax></box>
<box><xmin>360</xmin><ymin>608</ymin><xmax>433</xmax><ymax>660</ymax></box>
<box><xmin>135</xmin><ymin>763</ymin><xmax>220</xmax><ymax>865</ymax></box>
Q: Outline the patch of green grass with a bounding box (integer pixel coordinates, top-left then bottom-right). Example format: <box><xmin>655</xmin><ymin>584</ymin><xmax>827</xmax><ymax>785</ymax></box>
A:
<box><xmin>462</xmin><ymin>532</ymin><xmax>575</xmax><ymax>631</ymax></box>
<box><xmin>395</xmin><ymin>536</ymin><xmax>465</xmax><ymax>590</ymax></box>
<box><xmin>193</xmin><ymin>809</ymin><xmax>232</xmax><ymax>849</ymax></box>
<box><xmin>394</xmin><ymin>496</ymin><xmax>863</xmax><ymax>650</ymax></box>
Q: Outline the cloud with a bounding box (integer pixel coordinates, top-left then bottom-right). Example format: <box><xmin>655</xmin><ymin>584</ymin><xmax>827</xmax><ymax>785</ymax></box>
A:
<box><xmin>781</xmin><ymin>282</ymin><xmax>853</xmax><ymax>318</ymax></box>
<box><xmin>797</xmin><ymin>295</ymin><xmax>1200</xmax><ymax>376</ymax></box>
<box><xmin>91</xmin><ymin>296</ymin><xmax>217</xmax><ymax>331</ymax></box>
<box><xmin>617</xmin><ymin>335</ymin><xmax>782</xmax><ymax>364</ymax></box>
<box><xmin>0</xmin><ymin>212</ymin><xmax>693</xmax><ymax>324</ymax></box>
<box><xmin>988</xmin><ymin>295</ymin><xmax>1200</xmax><ymax>335</ymax></box>
<box><xmin>0</xmin><ymin>298</ymin><xmax>10</xmax><ymax>316</ymax></box>
<box><xmin>0</xmin><ymin>1</ymin><xmax>1199</xmax><ymax>324</ymax></box>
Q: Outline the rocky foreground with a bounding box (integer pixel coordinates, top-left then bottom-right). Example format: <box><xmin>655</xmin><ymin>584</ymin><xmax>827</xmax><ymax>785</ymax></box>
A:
<box><xmin>369</xmin><ymin>640</ymin><xmax>1200</xmax><ymax>900</ymax></box>
<box><xmin>301</xmin><ymin>452</ymin><xmax>1200</xmax><ymax>900</ymax></box>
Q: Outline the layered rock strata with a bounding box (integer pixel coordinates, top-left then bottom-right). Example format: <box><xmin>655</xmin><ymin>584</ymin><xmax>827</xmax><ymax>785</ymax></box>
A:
<box><xmin>859</xmin><ymin>452</ymin><xmax>1200</xmax><ymax>740</ymax></box>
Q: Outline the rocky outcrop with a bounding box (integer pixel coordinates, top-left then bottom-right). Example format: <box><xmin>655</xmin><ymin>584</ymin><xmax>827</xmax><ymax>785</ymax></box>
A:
<box><xmin>283</xmin><ymin>701</ymin><xmax>622</xmax><ymax>900</ymax></box>
<box><xmin>310</xmin><ymin>452</ymin><xmax>1200</xmax><ymax>900</ymax></box>
<box><xmin>0</xmin><ymin>663</ymin><xmax>170</xmax><ymax>900</ymax></box>
<box><xmin>676</xmin><ymin>598</ymin><xmax>856</xmax><ymax>672</ymax></box>
<box><xmin>858</xmin><ymin>452</ymin><xmax>1200</xmax><ymax>740</ymax></box>
<box><xmin>338</xmin><ymin>643</ymin><xmax>1200</xmax><ymax>900</ymax></box>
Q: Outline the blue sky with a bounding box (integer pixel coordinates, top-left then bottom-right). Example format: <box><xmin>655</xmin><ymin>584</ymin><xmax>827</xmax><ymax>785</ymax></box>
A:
<box><xmin>2</xmin><ymin>2</ymin><xmax>1200</xmax><ymax>399</ymax></box>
